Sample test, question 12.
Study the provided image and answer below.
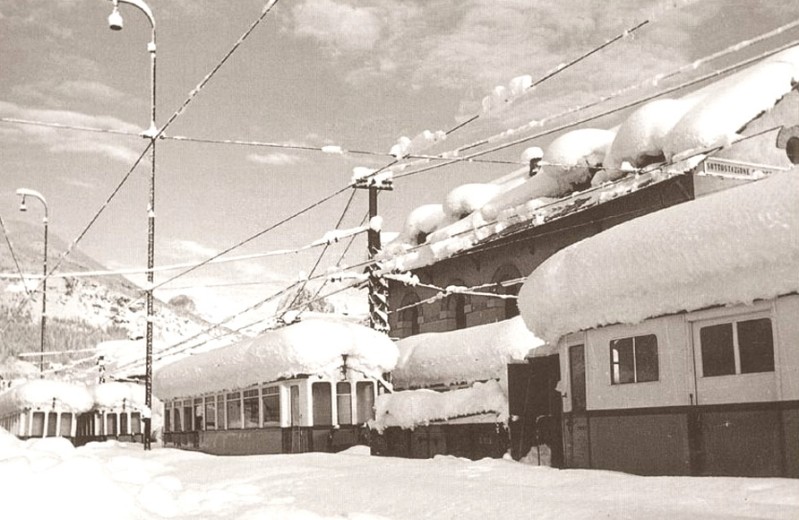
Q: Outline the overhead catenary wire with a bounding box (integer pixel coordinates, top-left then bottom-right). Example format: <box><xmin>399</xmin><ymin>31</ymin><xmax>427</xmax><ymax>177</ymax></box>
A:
<box><xmin>92</xmin><ymin>132</ymin><xmax>772</xmax><ymax>377</ymax></box>
<box><xmin>0</xmin><ymin>117</ymin><xmax>141</xmax><ymax>137</ymax></box>
<box><xmin>0</xmin><ymin>221</ymin><xmax>373</xmax><ymax>281</ymax></box>
<box><xmin>156</xmin><ymin>0</ymin><xmax>281</xmax><ymax>138</ymax></box>
<box><xmin>278</xmin><ymin>188</ymin><xmax>358</xmax><ymax>322</ymax></box>
<box><xmin>21</xmin><ymin>2</ymin><xmax>792</xmax><ymax>376</ymax></box>
<box><xmin>0</xmin><ymin>142</ymin><xmax>153</xmax><ymax>340</ymax></box>
<box><xmin>389</xmin><ymin>20</ymin><xmax>799</xmax><ymax>179</ymax></box>
<box><xmin>394</xmin><ymin>38</ymin><xmax>799</xmax><ymax>182</ymax></box>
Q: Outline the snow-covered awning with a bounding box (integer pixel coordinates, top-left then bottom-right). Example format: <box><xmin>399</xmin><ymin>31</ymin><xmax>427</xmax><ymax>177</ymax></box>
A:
<box><xmin>392</xmin><ymin>316</ymin><xmax>545</xmax><ymax>389</ymax></box>
<box><xmin>154</xmin><ymin>317</ymin><xmax>399</xmax><ymax>401</ymax></box>
<box><xmin>519</xmin><ymin>170</ymin><xmax>799</xmax><ymax>344</ymax></box>
<box><xmin>371</xmin><ymin>380</ymin><xmax>508</xmax><ymax>432</ymax></box>
<box><xmin>0</xmin><ymin>380</ymin><xmax>93</xmax><ymax>416</ymax></box>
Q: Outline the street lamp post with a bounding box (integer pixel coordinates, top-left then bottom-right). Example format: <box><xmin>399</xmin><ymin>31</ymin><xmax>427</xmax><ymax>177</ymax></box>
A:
<box><xmin>105</xmin><ymin>0</ymin><xmax>157</xmax><ymax>450</ymax></box>
<box><xmin>16</xmin><ymin>189</ymin><xmax>48</xmax><ymax>377</ymax></box>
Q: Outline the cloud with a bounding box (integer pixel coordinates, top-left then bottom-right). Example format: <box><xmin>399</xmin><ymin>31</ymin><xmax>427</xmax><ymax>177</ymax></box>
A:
<box><xmin>290</xmin><ymin>0</ymin><xmax>383</xmax><ymax>52</ymax></box>
<box><xmin>54</xmin><ymin>80</ymin><xmax>129</xmax><ymax>103</ymax></box>
<box><xmin>246</xmin><ymin>152</ymin><xmax>309</xmax><ymax>166</ymax></box>
<box><xmin>0</xmin><ymin>101</ymin><xmax>143</xmax><ymax>164</ymax></box>
<box><xmin>170</xmin><ymin>239</ymin><xmax>219</xmax><ymax>259</ymax></box>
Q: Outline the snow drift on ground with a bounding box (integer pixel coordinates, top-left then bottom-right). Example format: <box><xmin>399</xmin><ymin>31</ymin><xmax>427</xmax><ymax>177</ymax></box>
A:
<box><xmin>392</xmin><ymin>316</ymin><xmax>545</xmax><ymax>389</ymax></box>
<box><xmin>519</xmin><ymin>170</ymin><xmax>799</xmax><ymax>344</ymax></box>
<box><xmin>154</xmin><ymin>317</ymin><xmax>398</xmax><ymax>401</ymax></box>
<box><xmin>1</xmin><ymin>431</ymin><xmax>797</xmax><ymax>520</ymax></box>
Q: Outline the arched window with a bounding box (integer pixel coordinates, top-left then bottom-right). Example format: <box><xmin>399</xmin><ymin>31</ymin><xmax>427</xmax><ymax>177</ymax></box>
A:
<box><xmin>492</xmin><ymin>264</ymin><xmax>522</xmax><ymax>319</ymax></box>
<box><xmin>399</xmin><ymin>291</ymin><xmax>421</xmax><ymax>335</ymax></box>
<box><xmin>443</xmin><ymin>278</ymin><xmax>470</xmax><ymax>330</ymax></box>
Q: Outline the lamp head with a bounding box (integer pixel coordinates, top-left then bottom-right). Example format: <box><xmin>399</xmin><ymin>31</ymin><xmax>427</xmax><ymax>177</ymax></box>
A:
<box><xmin>108</xmin><ymin>5</ymin><xmax>124</xmax><ymax>31</ymax></box>
<box><xmin>18</xmin><ymin>196</ymin><xmax>27</xmax><ymax>213</ymax></box>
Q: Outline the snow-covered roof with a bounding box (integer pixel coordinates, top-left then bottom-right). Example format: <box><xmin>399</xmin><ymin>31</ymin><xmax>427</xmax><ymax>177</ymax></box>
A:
<box><xmin>371</xmin><ymin>380</ymin><xmax>508</xmax><ymax>431</ymax></box>
<box><xmin>519</xmin><ymin>170</ymin><xmax>799</xmax><ymax>344</ymax></box>
<box><xmin>153</xmin><ymin>317</ymin><xmax>399</xmax><ymax>401</ymax></box>
<box><xmin>0</xmin><ymin>380</ymin><xmax>93</xmax><ymax>416</ymax></box>
<box><xmin>392</xmin><ymin>316</ymin><xmax>545</xmax><ymax>389</ymax></box>
<box><xmin>379</xmin><ymin>46</ymin><xmax>799</xmax><ymax>274</ymax></box>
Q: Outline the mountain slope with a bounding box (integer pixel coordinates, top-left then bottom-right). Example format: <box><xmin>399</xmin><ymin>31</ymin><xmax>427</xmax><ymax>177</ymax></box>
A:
<box><xmin>0</xmin><ymin>219</ymin><xmax>234</xmax><ymax>378</ymax></box>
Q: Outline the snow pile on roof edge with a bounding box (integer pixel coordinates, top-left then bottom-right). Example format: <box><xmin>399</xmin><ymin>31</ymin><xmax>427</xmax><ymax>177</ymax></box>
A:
<box><xmin>518</xmin><ymin>170</ymin><xmax>799</xmax><ymax>344</ymax></box>
<box><xmin>154</xmin><ymin>317</ymin><xmax>398</xmax><ymax>401</ymax></box>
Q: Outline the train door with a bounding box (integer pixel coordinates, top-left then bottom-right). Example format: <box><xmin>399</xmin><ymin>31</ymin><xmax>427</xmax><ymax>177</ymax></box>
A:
<box><xmin>563</xmin><ymin>344</ymin><xmax>590</xmax><ymax>468</ymax></box>
<box><xmin>289</xmin><ymin>384</ymin><xmax>306</xmax><ymax>453</ymax></box>
<box><xmin>689</xmin><ymin>312</ymin><xmax>782</xmax><ymax>476</ymax></box>
<box><xmin>508</xmin><ymin>355</ymin><xmax>563</xmax><ymax>464</ymax></box>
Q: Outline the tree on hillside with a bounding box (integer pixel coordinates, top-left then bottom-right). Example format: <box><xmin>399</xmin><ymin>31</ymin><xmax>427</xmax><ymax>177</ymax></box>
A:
<box><xmin>168</xmin><ymin>294</ymin><xmax>197</xmax><ymax>314</ymax></box>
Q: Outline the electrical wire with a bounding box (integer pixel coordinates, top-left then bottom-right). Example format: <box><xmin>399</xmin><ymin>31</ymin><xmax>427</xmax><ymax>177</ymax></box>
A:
<box><xmin>395</xmin><ymin>38</ymin><xmax>799</xmax><ymax>182</ymax></box>
<box><xmin>0</xmin><ymin>142</ymin><xmax>153</xmax><ymax>339</ymax></box>
<box><xmin>388</xmin><ymin>22</ymin><xmax>799</xmax><ymax>179</ymax></box>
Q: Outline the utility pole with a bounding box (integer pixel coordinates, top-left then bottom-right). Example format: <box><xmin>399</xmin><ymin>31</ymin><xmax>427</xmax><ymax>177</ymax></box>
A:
<box><xmin>354</xmin><ymin>173</ymin><xmax>392</xmax><ymax>334</ymax></box>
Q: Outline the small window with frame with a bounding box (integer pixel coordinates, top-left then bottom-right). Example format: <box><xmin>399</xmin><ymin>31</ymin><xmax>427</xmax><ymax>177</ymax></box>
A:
<box><xmin>610</xmin><ymin>334</ymin><xmax>659</xmax><ymax>385</ymax></box>
<box><xmin>699</xmin><ymin>317</ymin><xmax>774</xmax><ymax>377</ymax></box>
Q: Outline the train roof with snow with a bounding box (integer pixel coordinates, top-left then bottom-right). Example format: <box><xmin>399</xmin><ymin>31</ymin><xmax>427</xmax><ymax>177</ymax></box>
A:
<box><xmin>518</xmin><ymin>169</ymin><xmax>799</xmax><ymax>343</ymax></box>
<box><xmin>153</xmin><ymin>316</ymin><xmax>399</xmax><ymax>401</ymax></box>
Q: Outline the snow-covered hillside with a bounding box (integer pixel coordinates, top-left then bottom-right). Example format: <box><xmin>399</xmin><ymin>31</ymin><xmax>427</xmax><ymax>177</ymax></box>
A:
<box><xmin>0</xmin><ymin>220</ymin><xmax>229</xmax><ymax>379</ymax></box>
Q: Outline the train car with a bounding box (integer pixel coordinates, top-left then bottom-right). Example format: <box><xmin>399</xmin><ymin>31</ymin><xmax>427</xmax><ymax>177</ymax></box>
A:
<box><xmin>154</xmin><ymin>316</ymin><xmax>398</xmax><ymax>455</ymax></box>
<box><xmin>0</xmin><ymin>379</ymin><xmax>93</xmax><ymax>441</ymax></box>
<box><xmin>516</xmin><ymin>170</ymin><xmax>799</xmax><ymax>477</ymax></box>
<box><xmin>370</xmin><ymin>316</ymin><xmax>552</xmax><ymax>460</ymax></box>
<box><xmin>75</xmin><ymin>382</ymin><xmax>149</xmax><ymax>444</ymax></box>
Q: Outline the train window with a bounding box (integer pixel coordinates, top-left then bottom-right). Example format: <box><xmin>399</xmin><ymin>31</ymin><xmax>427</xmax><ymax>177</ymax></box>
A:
<box><xmin>183</xmin><ymin>401</ymin><xmax>194</xmax><ymax>431</ymax></box>
<box><xmin>47</xmin><ymin>412</ymin><xmax>58</xmax><ymax>437</ymax></box>
<box><xmin>610</xmin><ymin>334</ymin><xmax>659</xmax><ymax>384</ymax></box>
<box><xmin>131</xmin><ymin>413</ymin><xmax>141</xmax><ymax>435</ymax></box>
<box><xmin>569</xmin><ymin>345</ymin><xmax>587</xmax><ymax>412</ymax></box>
<box><xmin>31</xmin><ymin>412</ymin><xmax>45</xmax><ymax>437</ymax></box>
<box><xmin>226</xmin><ymin>392</ymin><xmax>242</xmax><ymax>429</ymax></box>
<box><xmin>737</xmin><ymin>318</ymin><xmax>775</xmax><ymax>374</ymax></box>
<box><xmin>204</xmin><ymin>397</ymin><xmax>216</xmax><ymax>430</ymax></box>
<box><xmin>700</xmin><ymin>323</ymin><xmax>735</xmax><ymax>377</ymax></box>
<box><xmin>173</xmin><ymin>404</ymin><xmax>182</xmax><ymax>432</ymax></box>
<box><xmin>60</xmin><ymin>413</ymin><xmax>72</xmax><ymax>437</ymax></box>
<box><xmin>243</xmin><ymin>389</ymin><xmax>259</xmax><ymax>429</ymax></box>
<box><xmin>312</xmin><ymin>383</ymin><xmax>332</xmax><ymax>426</ymax></box>
<box><xmin>217</xmin><ymin>395</ymin><xmax>226</xmax><ymax>429</ymax></box>
<box><xmin>356</xmin><ymin>382</ymin><xmax>375</xmax><ymax>423</ymax></box>
<box><xmin>262</xmin><ymin>386</ymin><xmax>280</xmax><ymax>425</ymax></box>
<box><xmin>194</xmin><ymin>398</ymin><xmax>204</xmax><ymax>431</ymax></box>
<box><xmin>106</xmin><ymin>413</ymin><xmax>118</xmax><ymax>436</ymax></box>
<box><xmin>700</xmin><ymin>317</ymin><xmax>774</xmax><ymax>377</ymax></box>
<box><xmin>337</xmin><ymin>383</ymin><xmax>352</xmax><ymax>425</ymax></box>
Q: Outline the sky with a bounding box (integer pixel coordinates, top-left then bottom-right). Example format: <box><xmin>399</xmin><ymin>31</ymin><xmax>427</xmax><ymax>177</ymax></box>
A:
<box><xmin>1</xmin><ymin>0</ymin><xmax>798</xmax><ymax>323</ymax></box>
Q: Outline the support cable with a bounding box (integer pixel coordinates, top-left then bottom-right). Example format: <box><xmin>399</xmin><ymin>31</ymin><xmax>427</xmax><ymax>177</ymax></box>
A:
<box><xmin>394</xmin><ymin>39</ymin><xmax>799</xmax><ymax>182</ymax></box>
<box><xmin>0</xmin><ymin>142</ymin><xmax>152</xmax><ymax>339</ymax></box>
<box><xmin>388</xmin><ymin>24</ymin><xmax>799</xmax><ymax>180</ymax></box>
